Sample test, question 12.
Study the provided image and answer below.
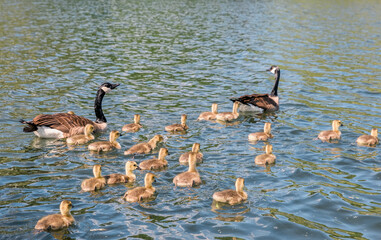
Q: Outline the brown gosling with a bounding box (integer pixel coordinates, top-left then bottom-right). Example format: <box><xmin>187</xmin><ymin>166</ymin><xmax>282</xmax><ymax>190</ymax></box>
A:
<box><xmin>318</xmin><ymin>120</ymin><xmax>343</xmax><ymax>142</ymax></box>
<box><xmin>173</xmin><ymin>152</ymin><xmax>202</xmax><ymax>187</ymax></box>
<box><xmin>356</xmin><ymin>128</ymin><xmax>378</xmax><ymax>146</ymax></box>
<box><xmin>81</xmin><ymin>164</ymin><xmax>106</xmax><ymax>191</ymax></box>
<box><xmin>124</xmin><ymin>134</ymin><xmax>164</xmax><ymax>155</ymax></box>
<box><xmin>212</xmin><ymin>178</ymin><xmax>248</xmax><ymax>205</ymax></box>
<box><xmin>66</xmin><ymin>124</ymin><xmax>95</xmax><ymax>145</ymax></box>
<box><xmin>122</xmin><ymin>114</ymin><xmax>142</xmax><ymax>132</ymax></box>
<box><xmin>216</xmin><ymin>101</ymin><xmax>239</xmax><ymax>121</ymax></box>
<box><xmin>123</xmin><ymin>173</ymin><xmax>156</xmax><ymax>202</ymax></box>
<box><xmin>88</xmin><ymin>130</ymin><xmax>121</xmax><ymax>152</ymax></box>
<box><xmin>255</xmin><ymin>144</ymin><xmax>276</xmax><ymax>165</ymax></box>
<box><xmin>179</xmin><ymin>143</ymin><xmax>203</xmax><ymax>164</ymax></box>
<box><xmin>35</xmin><ymin>200</ymin><xmax>75</xmax><ymax>231</ymax></box>
<box><xmin>248</xmin><ymin>122</ymin><xmax>273</xmax><ymax>141</ymax></box>
<box><xmin>197</xmin><ymin>103</ymin><xmax>218</xmax><ymax>121</ymax></box>
<box><xmin>139</xmin><ymin>148</ymin><xmax>169</xmax><ymax>170</ymax></box>
<box><xmin>105</xmin><ymin>161</ymin><xmax>140</xmax><ymax>184</ymax></box>
<box><xmin>165</xmin><ymin>114</ymin><xmax>189</xmax><ymax>132</ymax></box>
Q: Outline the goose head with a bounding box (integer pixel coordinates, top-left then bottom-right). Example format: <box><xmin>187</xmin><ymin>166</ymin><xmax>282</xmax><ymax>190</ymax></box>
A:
<box><xmin>100</xmin><ymin>82</ymin><xmax>120</xmax><ymax>93</ymax></box>
<box><xmin>93</xmin><ymin>164</ymin><xmax>102</xmax><ymax>178</ymax></box>
<box><xmin>267</xmin><ymin>65</ymin><xmax>279</xmax><ymax>75</ymax></box>
<box><xmin>60</xmin><ymin>200</ymin><xmax>74</xmax><ymax>216</ymax></box>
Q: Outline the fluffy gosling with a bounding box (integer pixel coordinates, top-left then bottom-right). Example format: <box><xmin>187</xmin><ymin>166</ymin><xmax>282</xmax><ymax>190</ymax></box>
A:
<box><xmin>124</xmin><ymin>134</ymin><xmax>163</xmax><ymax>155</ymax></box>
<box><xmin>123</xmin><ymin>173</ymin><xmax>156</xmax><ymax>202</ymax></box>
<box><xmin>35</xmin><ymin>200</ymin><xmax>74</xmax><ymax>231</ymax></box>
<box><xmin>81</xmin><ymin>164</ymin><xmax>106</xmax><ymax>191</ymax></box>
<box><xmin>212</xmin><ymin>178</ymin><xmax>248</xmax><ymax>205</ymax></box>
<box><xmin>88</xmin><ymin>130</ymin><xmax>121</xmax><ymax>152</ymax></box>
<box><xmin>173</xmin><ymin>152</ymin><xmax>202</xmax><ymax>187</ymax></box>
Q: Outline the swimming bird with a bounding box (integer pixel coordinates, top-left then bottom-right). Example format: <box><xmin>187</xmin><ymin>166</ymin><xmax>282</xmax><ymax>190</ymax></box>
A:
<box><xmin>179</xmin><ymin>143</ymin><xmax>203</xmax><ymax>164</ymax></box>
<box><xmin>34</xmin><ymin>200</ymin><xmax>75</xmax><ymax>231</ymax></box>
<box><xmin>212</xmin><ymin>178</ymin><xmax>248</xmax><ymax>205</ymax></box>
<box><xmin>165</xmin><ymin>114</ymin><xmax>189</xmax><ymax>132</ymax></box>
<box><xmin>197</xmin><ymin>103</ymin><xmax>218</xmax><ymax>121</ymax></box>
<box><xmin>248</xmin><ymin>122</ymin><xmax>273</xmax><ymax>141</ymax></box>
<box><xmin>105</xmin><ymin>161</ymin><xmax>140</xmax><ymax>184</ymax></box>
<box><xmin>122</xmin><ymin>114</ymin><xmax>142</xmax><ymax>132</ymax></box>
<box><xmin>317</xmin><ymin>120</ymin><xmax>343</xmax><ymax>142</ymax></box>
<box><xmin>139</xmin><ymin>148</ymin><xmax>169</xmax><ymax>170</ymax></box>
<box><xmin>173</xmin><ymin>152</ymin><xmax>202</xmax><ymax>187</ymax></box>
<box><xmin>230</xmin><ymin>66</ymin><xmax>280</xmax><ymax>112</ymax></box>
<box><xmin>216</xmin><ymin>101</ymin><xmax>239</xmax><ymax>121</ymax></box>
<box><xmin>20</xmin><ymin>82</ymin><xmax>119</xmax><ymax>138</ymax></box>
<box><xmin>255</xmin><ymin>144</ymin><xmax>276</xmax><ymax>165</ymax></box>
<box><xmin>81</xmin><ymin>164</ymin><xmax>106</xmax><ymax>191</ymax></box>
<box><xmin>66</xmin><ymin>124</ymin><xmax>95</xmax><ymax>145</ymax></box>
<box><xmin>123</xmin><ymin>173</ymin><xmax>156</xmax><ymax>202</ymax></box>
<box><xmin>124</xmin><ymin>135</ymin><xmax>163</xmax><ymax>155</ymax></box>
<box><xmin>88</xmin><ymin>130</ymin><xmax>121</xmax><ymax>152</ymax></box>
<box><xmin>356</xmin><ymin>128</ymin><xmax>378</xmax><ymax>146</ymax></box>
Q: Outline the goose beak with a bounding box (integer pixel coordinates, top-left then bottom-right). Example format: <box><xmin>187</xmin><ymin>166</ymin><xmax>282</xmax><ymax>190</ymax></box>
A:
<box><xmin>111</xmin><ymin>83</ymin><xmax>120</xmax><ymax>89</ymax></box>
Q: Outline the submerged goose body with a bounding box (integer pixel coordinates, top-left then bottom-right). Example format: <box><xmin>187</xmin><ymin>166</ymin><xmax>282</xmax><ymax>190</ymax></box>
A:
<box><xmin>139</xmin><ymin>148</ymin><xmax>169</xmax><ymax>170</ymax></box>
<box><xmin>123</xmin><ymin>173</ymin><xmax>156</xmax><ymax>202</ymax></box>
<box><xmin>20</xmin><ymin>82</ymin><xmax>119</xmax><ymax>139</ymax></box>
<box><xmin>81</xmin><ymin>165</ymin><xmax>106</xmax><ymax>191</ymax></box>
<box><xmin>124</xmin><ymin>135</ymin><xmax>163</xmax><ymax>155</ymax></box>
<box><xmin>179</xmin><ymin>143</ymin><xmax>203</xmax><ymax>164</ymax></box>
<box><xmin>122</xmin><ymin>114</ymin><xmax>142</xmax><ymax>132</ymax></box>
<box><xmin>216</xmin><ymin>101</ymin><xmax>240</xmax><ymax>122</ymax></box>
<box><xmin>356</xmin><ymin>128</ymin><xmax>378</xmax><ymax>146</ymax></box>
<box><xmin>173</xmin><ymin>152</ymin><xmax>202</xmax><ymax>187</ymax></box>
<box><xmin>35</xmin><ymin>200</ymin><xmax>74</xmax><ymax>231</ymax></box>
<box><xmin>318</xmin><ymin>120</ymin><xmax>343</xmax><ymax>142</ymax></box>
<box><xmin>212</xmin><ymin>178</ymin><xmax>248</xmax><ymax>205</ymax></box>
<box><xmin>248</xmin><ymin>122</ymin><xmax>273</xmax><ymax>141</ymax></box>
<box><xmin>66</xmin><ymin>124</ymin><xmax>94</xmax><ymax>145</ymax></box>
<box><xmin>255</xmin><ymin>144</ymin><xmax>276</xmax><ymax>165</ymax></box>
<box><xmin>197</xmin><ymin>104</ymin><xmax>218</xmax><ymax>121</ymax></box>
<box><xmin>165</xmin><ymin>114</ymin><xmax>189</xmax><ymax>132</ymax></box>
<box><xmin>105</xmin><ymin>161</ymin><xmax>139</xmax><ymax>184</ymax></box>
<box><xmin>88</xmin><ymin>130</ymin><xmax>121</xmax><ymax>152</ymax></box>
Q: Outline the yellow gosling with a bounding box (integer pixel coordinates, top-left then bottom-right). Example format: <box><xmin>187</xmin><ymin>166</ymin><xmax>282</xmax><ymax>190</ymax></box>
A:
<box><xmin>88</xmin><ymin>130</ymin><xmax>121</xmax><ymax>152</ymax></box>
<box><xmin>123</xmin><ymin>173</ymin><xmax>156</xmax><ymax>202</ymax></box>
<box><xmin>173</xmin><ymin>152</ymin><xmax>202</xmax><ymax>187</ymax></box>
<box><xmin>216</xmin><ymin>101</ymin><xmax>239</xmax><ymax>121</ymax></box>
<box><xmin>105</xmin><ymin>161</ymin><xmax>140</xmax><ymax>184</ymax></box>
<box><xmin>122</xmin><ymin>114</ymin><xmax>142</xmax><ymax>132</ymax></box>
<box><xmin>81</xmin><ymin>165</ymin><xmax>106</xmax><ymax>191</ymax></box>
<box><xmin>35</xmin><ymin>200</ymin><xmax>74</xmax><ymax>231</ymax></box>
<box><xmin>356</xmin><ymin>128</ymin><xmax>378</xmax><ymax>146</ymax></box>
<box><xmin>124</xmin><ymin>134</ymin><xmax>163</xmax><ymax>155</ymax></box>
<box><xmin>197</xmin><ymin>103</ymin><xmax>218</xmax><ymax>121</ymax></box>
<box><xmin>139</xmin><ymin>148</ymin><xmax>169</xmax><ymax>170</ymax></box>
<box><xmin>255</xmin><ymin>144</ymin><xmax>276</xmax><ymax>165</ymax></box>
<box><xmin>248</xmin><ymin>122</ymin><xmax>273</xmax><ymax>141</ymax></box>
<box><xmin>318</xmin><ymin>120</ymin><xmax>343</xmax><ymax>142</ymax></box>
<box><xmin>66</xmin><ymin>124</ymin><xmax>94</xmax><ymax>145</ymax></box>
<box><xmin>212</xmin><ymin>178</ymin><xmax>248</xmax><ymax>205</ymax></box>
<box><xmin>179</xmin><ymin>143</ymin><xmax>203</xmax><ymax>164</ymax></box>
<box><xmin>165</xmin><ymin>114</ymin><xmax>189</xmax><ymax>132</ymax></box>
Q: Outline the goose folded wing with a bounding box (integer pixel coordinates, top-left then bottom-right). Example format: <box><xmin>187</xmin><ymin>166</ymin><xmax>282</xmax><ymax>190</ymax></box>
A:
<box><xmin>232</xmin><ymin>94</ymin><xmax>277</xmax><ymax>110</ymax></box>
<box><xmin>33</xmin><ymin>113</ymin><xmax>94</xmax><ymax>134</ymax></box>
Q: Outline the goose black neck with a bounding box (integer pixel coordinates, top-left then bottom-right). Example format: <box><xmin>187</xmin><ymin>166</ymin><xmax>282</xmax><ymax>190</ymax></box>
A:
<box><xmin>94</xmin><ymin>89</ymin><xmax>107</xmax><ymax>123</ymax></box>
<box><xmin>270</xmin><ymin>70</ymin><xmax>280</xmax><ymax>96</ymax></box>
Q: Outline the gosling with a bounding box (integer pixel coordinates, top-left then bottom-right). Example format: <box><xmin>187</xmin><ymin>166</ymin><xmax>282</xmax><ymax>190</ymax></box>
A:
<box><xmin>105</xmin><ymin>161</ymin><xmax>140</xmax><ymax>184</ymax></box>
<box><xmin>139</xmin><ymin>148</ymin><xmax>169</xmax><ymax>170</ymax></box>
<box><xmin>66</xmin><ymin>124</ymin><xmax>95</xmax><ymax>145</ymax></box>
<box><xmin>197</xmin><ymin>103</ymin><xmax>218</xmax><ymax>121</ymax></box>
<box><xmin>35</xmin><ymin>200</ymin><xmax>74</xmax><ymax>231</ymax></box>
<box><xmin>173</xmin><ymin>152</ymin><xmax>202</xmax><ymax>187</ymax></box>
<box><xmin>255</xmin><ymin>144</ymin><xmax>276</xmax><ymax>165</ymax></box>
<box><xmin>122</xmin><ymin>114</ymin><xmax>142</xmax><ymax>132</ymax></box>
<box><xmin>88</xmin><ymin>130</ymin><xmax>121</xmax><ymax>152</ymax></box>
<box><xmin>179</xmin><ymin>143</ymin><xmax>203</xmax><ymax>164</ymax></box>
<box><xmin>318</xmin><ymin>120</ymin><xmax>343</xmax><ymax>142</ymax></box>
<box><xmin>212</xmin><ymin>178</ymin><xmax>248</xmax><ymax>205</ymax></box>
<box><xmin>216</xmin><ymin>101</ymin><xmax>239</xmax><ymax>121</ymax></box>
<box><xmin>356</xmin><ymin>128</ymin><xmax>378</xmax><ymax>146</ymax></box>
<box><xmin>124</xmin><ymin>134</ymin><xmax>163</xmax><ymax>155</ymax></box>
<box><xmin>248</xmin><ymin>122</ymin><xmax>273</xmax><ymax>141</ymax></box>
<box><xmin>81</xmin><ymin>164</ymin><xmax>106</xmax><ymax>191</ymax></box>
<box><xmin>165</xmin><ymin>114</ymin><xmax>189</xmax><ymax>132</ymax></box>
<box><xmin>123</xmin><ymin>173</ymin><xmax>156</xmax><ymax>202</ymax></box>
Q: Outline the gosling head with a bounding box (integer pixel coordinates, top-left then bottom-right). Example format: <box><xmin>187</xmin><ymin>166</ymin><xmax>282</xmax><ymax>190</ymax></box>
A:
<box><xmin>181</xmin><ymin>114</ymin><xmax>187</xmax><ymax>125</ymax></box>
<box><xmin>144</xmin><ymin>173</ymin><xmax>156</xmax><ymax>187</ymax></box>
<box><xmin>126</xmin><ymin>161</ymin><xmax>139</xmax><ymax>171</ymax></box>
<box><xmin>60</xmin><ymin>200</ymin><xmax>74</xmax><ymax>216</ymax></box>
<box><xmin>93</xmin><ymin>164</ymin><xmax>102</xmax><ymax>178</ymax></box>
<box><xmin>211</xmin><ymin>103</ymin><xmax>218</xmax><ymax>114</ymax></box>
<box><xmin>188</xmin><ymin>152</ymin><xmax>198</xmax><ymax>171</ymax></box>
<box><xmin>232</xmin><ymin>101</ymin><xmax>240</xmax><ymax>113</ymax></box>
<box><xmin>191</xmin><ymin>143</ymin><xmax>200</xmax><ymax>153</ymax></box>
<box><xmin>158</xmin><ymin>148</ymin><xmax>169</xmax><ymax>159</ymax></box>
<box><xmin>264</xmin><ymin>122</ymin><xmax>272</xmax><ymax>134</ymax></box>
<box><xmin>100</xmin><ymin>82</ymin><xmax>120</xmax><ymax>93</ymax></box>
<box><xmin>67</xmin><ymin>111</ymin><xmax>75</xmax><ymax>115</ymax></box>
<box><xmin>235</xmin><ymin>178</ymin><xmax>245</xmax><ymax>193</ymax></box>
<box><xmin>371</xmin><ymin>128</ymin><xmax>378</xmax><ymax>137</ymax></box>
<box><xmin>265</xmin><ymin>144</ymin><xmax>273</xmax><ymax>154</ymax></box>
<box><xmin>109</xmin><ymin>130</ymin><xmax>121</xmax><ymax>142</ymax></box>
<box><xmin>152</xmin><ymin>134</ymin><xmax>164</xmax><ymax>143</ymax></box>
<box><xmin>133</xmin><ymin>114</ymin><xmax>141</xmax><ymax>124</ymax></box>
<box><xmin>85</xmin><ymin>124</ymin><xmax>94</xmax><ymax>135</ymax></box>
<box><xmin>267</xmin><ymin>65</ymin><xmax>279</xmax><ymax>75</ymax></box>
<box><xmin>332</xmin><ymin>120</ymin><xmax>343</xmax><ymax>131</ymax></box>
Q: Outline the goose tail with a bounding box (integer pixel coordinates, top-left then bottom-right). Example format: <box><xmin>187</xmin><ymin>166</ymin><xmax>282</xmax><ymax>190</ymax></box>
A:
<box><xmin>19</xmin><ymin>119</ymin><xmax>38</xmax><ymax>132</ymax></box>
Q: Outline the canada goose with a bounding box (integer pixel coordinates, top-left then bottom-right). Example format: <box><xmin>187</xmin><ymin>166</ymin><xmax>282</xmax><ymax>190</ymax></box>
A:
<box><xmin>212</xmin><ymin>178</ymin><xmax>248</xmax><ymax>205</ymax></box>
<box><xmin>215</xmin><ymin>101</ymin><xmax>240</xmax><ymax>121</ymax></box>
<box><xmin>255</xmin><ymin>144</ymin><xmax>276</xmax><ymax>165</ymax></box>
<box><xmin>318</xmin><ymin>120</ymin><xmax>343</xmax><ymax>142</ymax></box>
<box><xmin>165</xmin><ymin>114</ymin><xmax>189</xmax><ymax>132</ymax></box>
<box><xmin>122</xmin><ymin>114</ymin><xmax>142</xmax><ymax>132</ymax></box>
<box><xmin>105</xmin><ymin>161</ymin><xmax>140</xmax><ymax>184</ymax></box>
<box><xmin>139</xmin><ymin>148</ymin><xmax>169</xmax><ymax>170</ymax></box>
<box><xmin>248</xmin><ymin>122</ymin><xmax>273</xmax><ymax>141</ymax></box>
<box><xmin>173</xmin><ymin>152</ymin><xmax>202</xmax><ymax>187</ymax></box>
<box><xmin>35</xmin><ymin>200</ymin><xmax>74</xmax><ymax>231</ymax></box>
<box><xmin>66</xmin><ymin>124</ymin><xmax>95</xmax><ymax>145</ymax></box>
<box><xmin>124</xmin><ymin>135</ymin><xmax>163</xmax><ymax>155</ymax></box>
<box><xmin>197</xmin><ymin>103</ymin><xmax>218</xmax><ymax>121</ymax></box>
<box><xmin>356</xmin><ymin>128</ymin><xmax>378</xmax><ymax>146</ymax></box>
<box><xmin>179</xmin><ymin>143</ymin><xmax>203</xmax><ymax>164</ymax></box>
<box><xmin>123</xmin><ymin>173</ymin><xmax>156</xmax><ymax>202</ymax></box>
<box><xmin>231</xmin><ymin>66</ymin><xmax>280</xmax><ymax>111</ymax></box>
<box><xmin>81</xmin><ymin>164</ymin><xmax>106</xmax><ymax>191</ymax></box>
<box><xmin>20</xmin><ymin>82</ymin><xmax>119</xmax><ymax>139</ymax></box>
<box><xmin>88</xmin><ymin>130</ymin><xmax>121</xmax><ymax>152</ymax></box>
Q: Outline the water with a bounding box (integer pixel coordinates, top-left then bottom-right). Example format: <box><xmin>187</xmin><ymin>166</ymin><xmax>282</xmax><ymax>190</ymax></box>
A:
<box><xmin>1</xmin><ymin>0</ymin><xmax>380</xmax><ymax>239</ymax></box>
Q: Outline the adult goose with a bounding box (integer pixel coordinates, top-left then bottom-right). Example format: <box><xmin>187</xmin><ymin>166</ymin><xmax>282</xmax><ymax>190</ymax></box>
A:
<box><xmin>230</xmin><ymin>66</ymin><xmax>280</xmax><ymax>111</ymax></box>
<box><xmin>20</xmin><ymin>82</ymin><xmax>120</xmax><ymax>138</ymax></box>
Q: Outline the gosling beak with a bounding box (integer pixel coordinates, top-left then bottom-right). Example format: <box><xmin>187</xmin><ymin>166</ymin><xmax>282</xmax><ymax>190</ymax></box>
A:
<box><xmin>136</xmin><ymin>166</ymin><xmax>141</xmax><ymax>170</ymax></box>
<box><xmin>111</xmin><ymin>83</ymin><xmax>120</xmax><ymax>89</ymax></box>
<box><xmin>71</xmin><ymin>204</ymin><xmax>74</xmax><ymax>208</ymax></box>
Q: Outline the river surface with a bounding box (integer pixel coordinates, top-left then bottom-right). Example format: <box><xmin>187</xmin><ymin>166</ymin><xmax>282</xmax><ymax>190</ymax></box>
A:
<box><xmin>0</xmin><ymin>0</ymin><xmax>380</xmax><ymax>239</ymax></box>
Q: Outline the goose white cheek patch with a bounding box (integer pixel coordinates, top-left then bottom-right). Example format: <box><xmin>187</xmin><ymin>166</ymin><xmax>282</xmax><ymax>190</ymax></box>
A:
<box><xmin>101</xmin><ymin>87</ymin><xmax>112</xmax><ymax>93</ymax></box>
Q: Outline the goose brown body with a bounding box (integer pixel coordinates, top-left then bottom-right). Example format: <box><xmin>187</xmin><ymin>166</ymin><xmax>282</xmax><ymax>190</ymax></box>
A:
<box><xmin>216</xmin><ymin>102</ymin><xmax>239</xmax><ymax>121</ymax></box>
<box><xmin>35</xmin><ymin>200</ymin><xmax>74</xmax><ymax>231</ymax></box>
<box><xmin>105</xmin><ymin>161</ymin><xmax>139</xmax><ymax>184</ymax></box>
<box><xmin>212</xmin><ymin>178</ymin><xmax>248</xmax><ymax>205</ymax></box>
<box><xmin>165</xmin><ymin>114</ymin><xmax>189</xmax><ymax>132</ymax></box>
<box><xmin>255</xmin><ymin>145</ymin><xmax>276</xmax><ymax>165</ymax></box>
<box><xmin>123</xmin><ymin>173</ymin><xmax>156</xmax><ymax>202</ymax></box>
<box><xmin>139</xmin><ymin>148</ymin><xmax>169</xmax><ymax>170</ymax></box>
<box><xmin>197</xmin><ymin>103</ymin><xmax>218</xmax><ymax>121</ymax></box>
<box><xmin>173</xmin><ymin>153</ymin><xmax>202</xmax><ymax>187</ymax></box>
<box><xmin>318</xmin><ymin>120</ymin><xmax>343</xmax><ymax>142</ymax></box>
<box><xmin>179</xmin><ymin>143</ymin><xmax>203</xmax><ymax>164</ymax></box>
<box><xmin>356</xmin><ymin>128</ymin><xmax>378</xmax><ymax>146</ymax></box>
<box><xmin>122</xmin><ymin>114</ymin><xmax>142</xmax><ymax>132</ymax></box>
<box><xmin>81</xmin><ymin>165</ymin><xmax>106</xmax><ymax>191</ymax></box>
<box><xmin>124</xmin><ymin>135</ymin><xmax>163</xmax><ymax>155</ymax></box>
<box><xmin>66</xmin><ymin>124</ymin><xmax>94</xmax><ymax>145</ymax></box>
<box><xmin>248</xmin><ymin>122</ymin><xmax>273</xmax><ymax>141</ymax></box>
<box><xmin>88</xmin><ymin>130</ymin><xmax>121</xmax><ymax>152</ymax></box>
